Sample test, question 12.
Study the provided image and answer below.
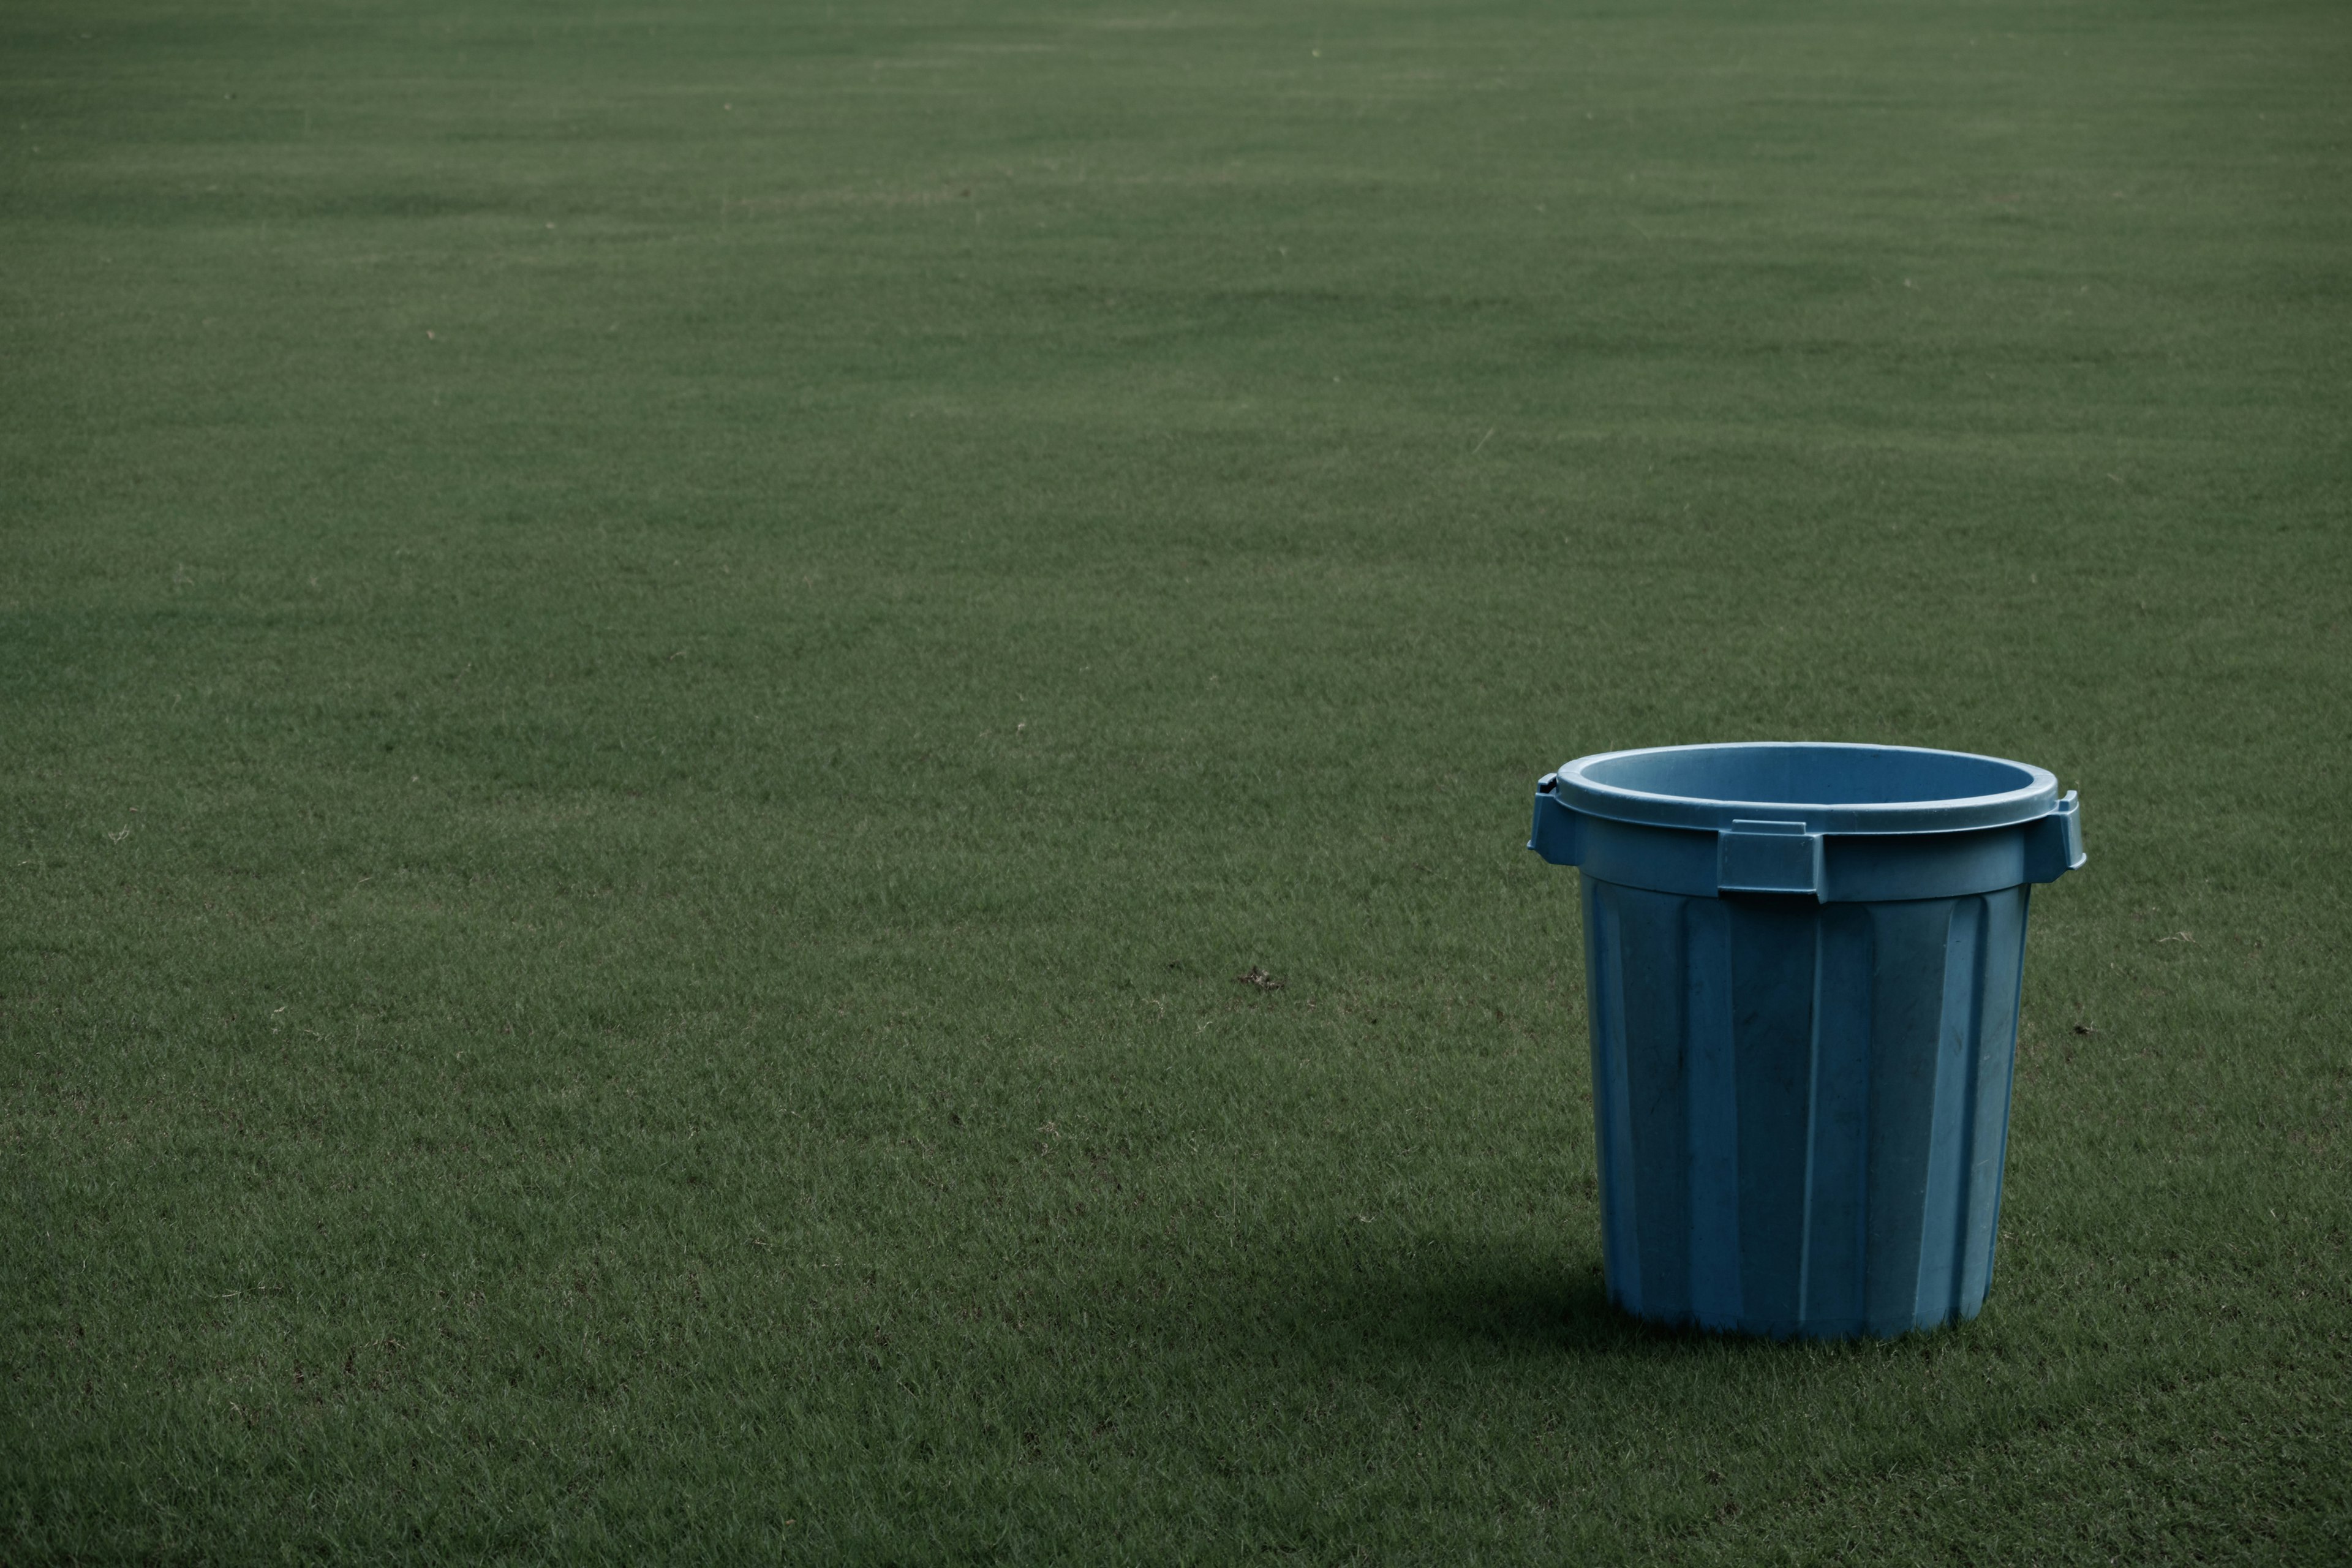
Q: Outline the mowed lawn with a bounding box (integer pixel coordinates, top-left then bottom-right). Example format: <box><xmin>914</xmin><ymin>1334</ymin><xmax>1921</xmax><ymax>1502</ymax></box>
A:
<box><xmin>4</xmin><ymin>0</ymin><xmax>2348</xmax><ymax>1560</ymax></box>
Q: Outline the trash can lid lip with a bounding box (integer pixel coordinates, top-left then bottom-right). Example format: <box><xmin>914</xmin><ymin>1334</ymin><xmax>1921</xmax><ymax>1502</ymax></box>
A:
<box><xmin>1552</xmin><ymin>742</ymin><xmax>2061</xmax><ymax>835</ymax></box>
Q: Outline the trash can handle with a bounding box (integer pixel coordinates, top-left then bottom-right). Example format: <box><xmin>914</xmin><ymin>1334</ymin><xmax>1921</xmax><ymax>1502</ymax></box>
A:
<box><xmin>2022</xmin><ymin>790</ymin><xmax>2085</xmax><ymax>883</ymax></box>
<box><xmin>1528</xmin><ymin>773</ymin><xmax>1581</xmax><ymax>865</ymax></box>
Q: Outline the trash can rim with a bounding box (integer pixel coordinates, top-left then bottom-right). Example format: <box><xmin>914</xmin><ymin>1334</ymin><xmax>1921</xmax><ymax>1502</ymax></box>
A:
<box><xmin>1551</xmin><ymin>742</ymin><xmax>2060</xmax><ymax>837</ymax></box>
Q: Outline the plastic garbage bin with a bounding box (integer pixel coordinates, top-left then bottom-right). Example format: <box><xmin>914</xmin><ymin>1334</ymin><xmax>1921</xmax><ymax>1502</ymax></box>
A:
<box><xmin>1527</xmin><ymin>743</ymin><xmax>2083</xmax><ymax>1339</ymax></box>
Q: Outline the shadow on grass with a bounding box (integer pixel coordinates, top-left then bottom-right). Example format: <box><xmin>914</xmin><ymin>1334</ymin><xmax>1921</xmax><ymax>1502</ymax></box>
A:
<box><xmin>1235</xmin><ymin>1235</ymin><xmax>1725</xmax><ymax>1365</ymax></box>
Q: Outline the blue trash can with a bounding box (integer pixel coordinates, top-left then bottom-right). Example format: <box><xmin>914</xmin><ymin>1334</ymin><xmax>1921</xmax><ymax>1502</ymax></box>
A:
<box><xmin>1528</xmin><ymin>743</ymin><xmax>2083</xmax><ymax>1339</ymax></box>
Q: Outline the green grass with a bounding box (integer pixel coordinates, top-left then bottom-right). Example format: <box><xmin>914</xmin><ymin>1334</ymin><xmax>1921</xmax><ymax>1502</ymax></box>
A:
<box><xmin>4</xmin><ymin>0</ymin><xmax>2348</xmax><ymax>1560</ymax></box>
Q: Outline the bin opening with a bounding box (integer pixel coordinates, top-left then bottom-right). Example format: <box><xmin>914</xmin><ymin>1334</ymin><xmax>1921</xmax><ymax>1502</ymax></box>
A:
<box><xmin>1581</xmin><ymin>744</ymin><xmax>2035</xmax><ymax>807</ymax></box>
<box><xmin>1556</xmin><ymin>743</ymin><xmax>2059</xmax><ymax>835</ymax></box>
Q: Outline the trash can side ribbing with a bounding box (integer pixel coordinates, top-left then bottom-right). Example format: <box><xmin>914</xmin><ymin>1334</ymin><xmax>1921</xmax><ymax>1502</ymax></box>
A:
<box><xmin>1528</xmin><ymin>743</ymin><xmax>2084</xmax><ymax>1340</ymax></box>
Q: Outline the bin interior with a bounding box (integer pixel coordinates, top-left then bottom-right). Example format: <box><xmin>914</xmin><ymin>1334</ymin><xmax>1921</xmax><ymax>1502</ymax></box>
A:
<box><xmin>1578</xmin><ymin>744</ymin><xmax>2038</xmax><ymax>810</ymax></box>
